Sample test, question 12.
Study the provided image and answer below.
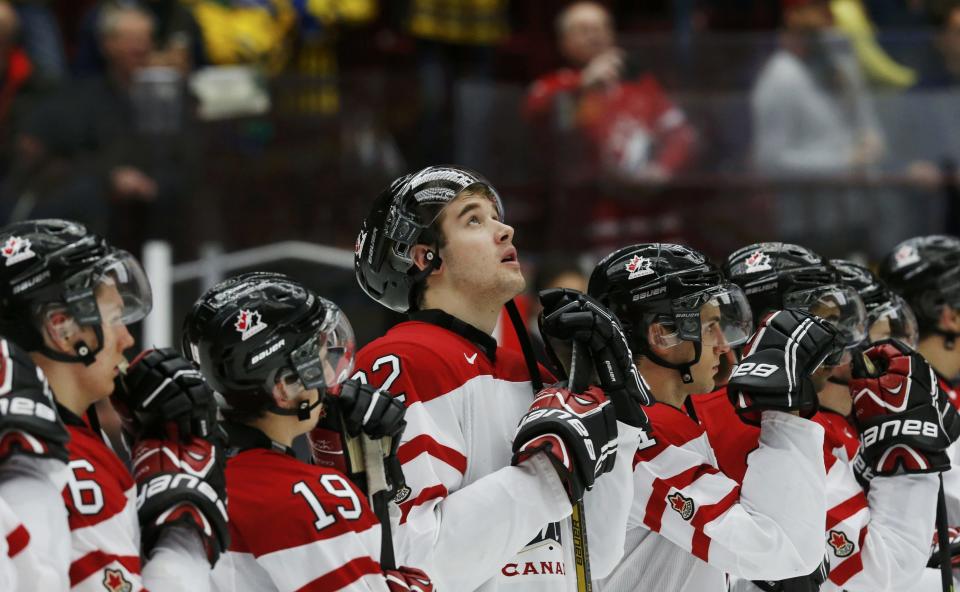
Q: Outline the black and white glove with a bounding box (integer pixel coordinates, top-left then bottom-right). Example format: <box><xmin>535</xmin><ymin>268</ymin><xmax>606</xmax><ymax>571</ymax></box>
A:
<box><xmin>112</xmin><ymin>348</ymin><xmax>220</xmax><ymax>443</ymax></box>
<box><xmin>114</xmin><ymin>348</ymin><xmax>229</xmax><ymax>566</ymax></box>
<box><xmin>851</xmin><ymin>339</ymin><xmax>960</xmax><ymax>476</ymax></box>
<box><xmin>0</xmin><ymin>338</ymin><xmax>69</xmax><ymax>464</ymax></box>
<box><xmin>727</xmin><ymin>310</ymin><xmax>844</xmax><ymax>425</ymax></box>
<box><xmin>310</xmin><ymin>379</ymin><xmax>407</xmax><ymax>499</ymax></box>
<box><xmin>512</xmin><ymin>385</ymin><xmax>618</xmax><ymax>503</ymax></box>
<box><xmin>539</xmin><ymin>288</ymin><xmax>652</xmax><ymax>428</ymax></box>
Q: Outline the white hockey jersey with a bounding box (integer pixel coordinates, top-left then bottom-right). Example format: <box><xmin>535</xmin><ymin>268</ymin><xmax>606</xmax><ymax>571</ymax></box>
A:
<box><xmin>354</xmin><ymin>310</ymin><xmax>641</xmax><ymax>592</ymax></box>
<box><xmin>60</xmin><ymin>406</ymin><xmax>211</xmax><ymax>592</ymax></box>
<box><xmin>211</xmin><ymin>423</ymin><xmax>405</xmax><ymax>592</ymax></box>
<box><xmin>597</xmin><ymin>401</ymin><xmax>826</xmax><ymax>592</ymax></box>
<box><xmin>697</xmin><ymin>390</ymin><xmax>940</xmax><ymax>592</ymax></box>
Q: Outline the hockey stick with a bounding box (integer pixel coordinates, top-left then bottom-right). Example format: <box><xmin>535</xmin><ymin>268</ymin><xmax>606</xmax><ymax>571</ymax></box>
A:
<box><xmin>363</xmin><ymin>433</ymin><xmax>397</xmax><ymax>570</ymax></box>
<box><xmin>505</xmin><ymin>299</ymin><xmax>592</xmax><ymax>592</ymax></box>
<box><xmin>937</xmin><ymin>474</ymin><xmax>955</xmax><ymax>592</ymax></box>
<box><xmin>568</xmin><ymin>340</ymin><xmax>594</xmax><ymax>592</ymax></box>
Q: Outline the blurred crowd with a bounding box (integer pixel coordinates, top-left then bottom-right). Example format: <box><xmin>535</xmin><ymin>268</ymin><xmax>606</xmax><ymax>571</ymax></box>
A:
<box><xmin>0</xmin><ymin>0</ymin><xmax>957</xmax><ymax>265</ymax></box>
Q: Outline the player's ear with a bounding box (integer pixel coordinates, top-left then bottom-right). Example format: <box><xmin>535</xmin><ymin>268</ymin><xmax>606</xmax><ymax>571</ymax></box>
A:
<box><xmin>646</xmin><ymin>322</ymin><xmax>676</xmax><ymax>356</ymax></box>
<box><xmin>411</xmin><ymin>244</ymin><xmax>442</xmax><ymax>274</ymax></box>
<box><xmin>272</xmin><ymin>373</ymin><xmax>305</xmax><ymax>408</ymax></box>
<box><xmin>41</xmin><ymin>308</ymin><xmax>81</xmax><ymax>354</ymax></box>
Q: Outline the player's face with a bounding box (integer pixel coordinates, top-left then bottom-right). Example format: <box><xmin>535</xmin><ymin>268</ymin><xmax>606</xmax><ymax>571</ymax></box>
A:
<box><xmin>75</xmin><ymin>282</ymin><xmax>136</xmax><ymax>400</ymax></box>
<box><xmin>436</xmin><ymin>192</ymin><xmax>525</xmax><ymax>306</ymax></box>
<box><xmin>669</xmin><ymin>303</ymin><xmax>731</xmax><ymax>395</ymax></box>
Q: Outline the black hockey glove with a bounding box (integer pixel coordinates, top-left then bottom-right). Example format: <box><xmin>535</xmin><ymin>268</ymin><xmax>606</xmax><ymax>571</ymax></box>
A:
<box><xmin>133</xmin><ymin>433</ymin><xmax>229</xmax><ymax>567</ymax></box>
<box><xmin>928</xmin><ymin>526</ymin><xmax>960</xmax><ymax>569</ymax></box>
<box><xmin>112</xmin><ymin>348</ymin><xmax>220</xmax><ymax>444</ymax></box>
<box><xmin>850</xmin><ymin>339</ymin><xmax>960</xmax><ymax>476</ymax></box>
<box><xmin>539</xmin><ymin>288</ymin><xmax>652</xmax><ymax>428</ymax></box>
<box><xmin>309</xmin><ymin>379</ymin><xmax>407</xmax><ymax>499</ymax></box>
<box><xmin>0</xmin><ymin>338</ymin><xmax>69</xmax><ymax>464</ymax></box>
<box><xmin>512</xmin><ymin>385</ymin><xmax>618</xmax><ymax>503</ymax></box>
<box><xmin>727</xmin><ymin>310</ymin><xmax>843</xmax><ymax>426</ymax></box>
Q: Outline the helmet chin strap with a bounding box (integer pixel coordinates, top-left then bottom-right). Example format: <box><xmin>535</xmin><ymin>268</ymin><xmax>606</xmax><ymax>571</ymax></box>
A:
<box><xmin>642</xmin><ymin>339</ymin><xmax>702</xmax><ymax>385</ymax></box>
<box><xmin>269</xmin><ymin>396</ymin><xmax>324</xmax><ymax>421</ymax></box>
<box><xmin>411</xmin><ymin>248</ymin><xmax>443</xmax><ymax>284</ymax></box>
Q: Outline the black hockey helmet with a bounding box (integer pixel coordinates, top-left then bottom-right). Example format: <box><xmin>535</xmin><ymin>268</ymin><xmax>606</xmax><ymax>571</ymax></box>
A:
<box><xmin>588</xmin><ymin>243</ymin><xmax>753</xmax><ymax>383</ymax></box>
<box><xmin>183</xmin><ymin>272</ymin><xmax>356</xmax><ymax>422</ymax></box>
<box><xmin>725</xmin><ymin>242</ymin><xmax>866</xmax><ymax>353</ymax></box>
<box><xmin>0</xmin><ymin>219</ymin><xmax>152</xmax><ymax>365</ymax></box>
<box><xmin>879</xmin><ymin>235</ymin><xmax>960</xmax><ymax>343</ymax></box>
<box><xmin>355</xmin><ymin>165</ymin><xmax>504</xmax><ymax>313</ymax></box>
<box><xmin>831</xmin><ymin>259</ymin><xmax>918</xmax><ymax>348</ymax></box>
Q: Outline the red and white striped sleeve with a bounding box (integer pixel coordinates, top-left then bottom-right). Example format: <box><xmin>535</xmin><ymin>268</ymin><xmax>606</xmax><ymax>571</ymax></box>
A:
<box><xmin>0</xmin><ymin>454</ymin><xmax>70</xmax><ymax>590</ymax></box>
<box><xmin>353</xmin><ymin>340</ymin><xmax>570</xmax><ymax>591</ymax></box>
<box><xmin>630</xmin><ymin>404</ymin><xmax>826</xmax><ymax>581</ymax></box>
<box><xmin>818</xmin><ymin>435</ymin><xmax>938</xmax><ymax>589</ymax></box>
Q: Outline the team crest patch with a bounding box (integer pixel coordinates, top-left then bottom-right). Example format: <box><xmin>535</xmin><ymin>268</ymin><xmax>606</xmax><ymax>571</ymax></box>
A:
<box><xmin>102</xmin><ymin>568</ymin><xmax>132</xmax><ymax>592</ymax></box>
<box><xmin>1</xmin><ymin>236</ymin><xmax>35</xmax><ymax>267</ymax></box>
<box><xmin>893</xmin><ymin>244</ymin><xmax>920</xmax><ymax>269</ymax></box>
<box><xmin>828</xmin><ymin>530</ymin><xmax>854</xmax><ymax>557</ymax></box>
<box><xmin>235</xmin><ymin>309</ymin><xmax>267</xmax><ymax>341</ymax></box>
<box><xmin>744</xmin><ymin>250</ymin><xmax>771</xmax><ymax>274</ymax></box>
<box><xmin>668</xmin><ymin>492</ymin><xmax>694</xmax><ymax>520</ymax></box>
<box><xmin>625</xmin><ymin>255</ymin><xmax>654</xmax><ymax>280</ymax></box>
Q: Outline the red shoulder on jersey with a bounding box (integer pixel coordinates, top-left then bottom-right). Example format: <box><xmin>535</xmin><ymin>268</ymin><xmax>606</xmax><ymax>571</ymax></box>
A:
<box><xmin>355</xmin><ymin>320</ymin><xmax>554</xmax><ymax>405</ymax></box>
<box><xmin>690</xmin><ymin>388</ymin><xmax>758</xmax><ymax>483</ymax></box>
<box><xmin>225</xmin><ymin>449</ymin><xmax>379</xmax><ymax>557</ymax></box>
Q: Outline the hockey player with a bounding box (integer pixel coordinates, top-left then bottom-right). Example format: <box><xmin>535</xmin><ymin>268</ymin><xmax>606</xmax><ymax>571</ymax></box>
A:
<box><xmin>880</xmin><ymin>236</ymin><xmax>960</xmax><ymax>526</ymax></box>
<box><xmin>0</xmin><ymin>218</ymin><xmax>227</xmax><ymax>591</ymax></box>
<box><xmin>694</xmin><ymin>243</ymin><xmax>959</xmax><ymax>592</ymax></box>
<box><xmin>183</xmin><ymin>271</ymin><xmax>434</xmax><ymax>591</ymax></box>
<box><xmin>0</xmin><ymin>337</ymin><xmax>71</xmax><ymax>589</ymax></box>
<box><xmin>588</xmin><ymin>242</ymin><xmax>835</xmax><ymax>591</ymax></box>
<box><xmin>353</xmin><ymin>166</ymin><xmax>645</xmax><ymax>591</ymax></box>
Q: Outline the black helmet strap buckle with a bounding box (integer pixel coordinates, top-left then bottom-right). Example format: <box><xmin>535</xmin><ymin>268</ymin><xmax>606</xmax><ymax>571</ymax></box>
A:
<box><xmin>269</xmin><ymin>397</ymin><xmax>324</xmax><ymax>422</ymax></box>
<box><xmin>40</xmin><ymin>325</ymin><xmax>103</xmax><ymax>366</ymax></box>
<box><xmin>411</xmin><ymin>245</ymin><xmax>443</xmax><ymax>284</ymax></box>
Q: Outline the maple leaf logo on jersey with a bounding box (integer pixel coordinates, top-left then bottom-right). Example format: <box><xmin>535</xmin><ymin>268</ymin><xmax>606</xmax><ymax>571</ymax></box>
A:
<box><xmin>744</xmin><ymin>250</ymin><xmax>772</xmax><ymax>274</ymax></box>
<box><xmin>625</xmin><ymin>255</ymin><xmax>654</xmax><ymax>280</ymax></box>
<box><xmin>668</xmin><ymin>492</ymin><xmax>694</xmax><ymax>520</ymax></box>
<box><xmin>234</xmin><ymin>309</ymin><xmax>267</xmax><ymax>341</ymax></box>
<box><xmin>828</xmin><ymin>530</ymin><xmax>854</xmax><ymax>557</ymax></box>
<box><xmin>102</xmin><ymin>568</ymin><xmax>132</xmax><ymax>592</ymax></box>
<box><xmin>1</xmin><ymin>236</ymin><xmax>35</xmax><ymax>267</ymax></box>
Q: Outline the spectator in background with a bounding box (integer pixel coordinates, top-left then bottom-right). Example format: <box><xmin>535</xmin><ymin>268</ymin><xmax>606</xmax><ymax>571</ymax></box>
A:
<box><xmin>11</xmin><ymin>0</ymin><xmax>66</xmax><ymax>83</ymax></box>
<box><xmin>407</xmin><ymin>0</ymin><xmax>509</xmax><ymax>165</ymax></box>
<box><xmin>830</xmin><ymin>0</ymin><xmax>917</xmax><ymax>88</ymax></box>
<box><xmin>523</xmin><ymin>1</ymin><xmax>697</xmax><ymax>184</ymax></box>
<box><xmin>0</xmin><ymin>2</ymin><xmax>44</xmax><ymax>178</ymax></box>
<box><xmin>752</xmin><ymin>0</ymin><xmax>890</xmax><ymax>253</ymax></box>
<box><xmin>920</xmin><ymin>1</ymin><xmax>960</xmax><ymax>87</ymax></box>
<box><xmin>752</xmin><ymin>0</ymin><xmax>882</xmax><ymax>176</ymax></box>
<box><xmin>3</xmin><ymin>3</ymin><xmax>193</xmax><ymax>252</ymax></box>
<box><xmin>74</xmin><ymin>0</ymin><xmax>207</xmax><ymax>77</ymax></box>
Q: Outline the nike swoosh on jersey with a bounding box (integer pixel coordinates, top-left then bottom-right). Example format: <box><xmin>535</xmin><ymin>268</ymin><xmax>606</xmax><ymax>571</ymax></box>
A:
<box><xmin>464</xmin><ymin>352</ymin><xmax>478</xmax><ymax>365</ymax></box>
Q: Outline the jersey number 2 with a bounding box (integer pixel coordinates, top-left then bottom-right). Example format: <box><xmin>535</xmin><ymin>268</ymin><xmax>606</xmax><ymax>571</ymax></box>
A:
<box><xmin>293</xmin><ymin>475</ymin><xmax>362</xmax><ymax>531</ymax></box>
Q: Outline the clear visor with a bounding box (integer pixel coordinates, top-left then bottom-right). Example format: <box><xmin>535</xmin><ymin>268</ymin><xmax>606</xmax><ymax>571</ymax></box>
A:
<box><xmin>867</xmin><ymin>294</ymin><xmax>919</xmax><ymax>349</ymax></box>
<box><xmin>70</xmin><ymin>250</ymin><xmax>153</xmax><ymax>326</ymax></box>
<box><xmin>663</xmin><ymin>283</ymin><xmax>754</xmax><ymax>348</ymax></box>
<box><xmin>290</xmin><ymin>302</ymin><xmax>356</xmax><ymax>391</ymax></box>
<box><xmin>784</xmin><ymin>284</ymin><xmax>867</xmax><ymax>348</ymax></box>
